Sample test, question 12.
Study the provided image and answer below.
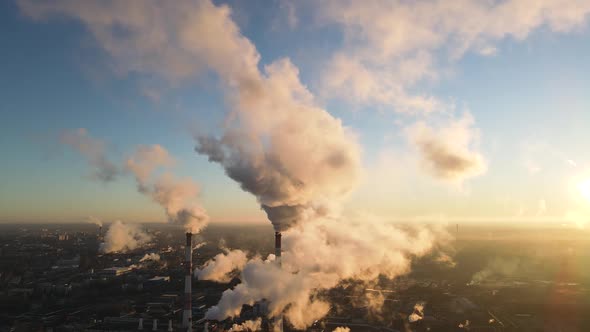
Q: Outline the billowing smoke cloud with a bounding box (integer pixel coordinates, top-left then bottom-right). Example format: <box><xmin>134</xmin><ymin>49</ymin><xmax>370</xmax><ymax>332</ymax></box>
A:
<box><xmin>408</xmin><ymin>301</ymin><xmax>426</xmax><ymax>323</ymax></box>
<box><xmin>126</xmin><ymin>145</ymin><xmax>209</xmax><ymax>234</ymax></box>
<box><xmin>228</xmin><ymin>318</ymin><xmax>262</xmax><ymax>332</ymax></box>
<box><xmin>100</xmin><ymin>221</ymin><xmax>151</xmax><ymax>253</ymax></box>
<box><xmin>194</xmin><ymin>58</ymin><xmax>362</xmax><ymax>231</ymax></box>
<box><xmin>60</xmin><ymin>128</ymin><xmax>119</xmax><ymax>182</ymax></box>
<box><xmin>195</xmin><ymin>249</ymin><xmax>248</xmax><ymax>282</ymax></box>
<box><xmin>86</xmin><ymin>216</ymin><xmax>103</xmax><ymax>227</ymax></box>
<box><xmin>206</xmin><ymin>217</ymin><xmax>451</xmax><ymax>329</ymax></box>
<box><xmin>140</xmin><ymin>253</ymin><xmax>161</xmax><ymax>262</ymax></box>
<box><xmin>405</xmin><ymin>113</ymin><xmax>486</xmax><ymax>183</ymax></box>
<box><xmin>469</xmin><ymin>257</ymin><xmax>522</xmax><ymax>285</ymax></box>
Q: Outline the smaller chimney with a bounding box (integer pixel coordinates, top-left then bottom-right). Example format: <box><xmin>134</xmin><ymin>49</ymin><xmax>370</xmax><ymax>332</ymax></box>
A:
<box><xmin>203</xmin><ymin>322</ymin><xmax>209</xmax><ymax>332</ymax></box>
<box><xmin>138</xmin><ymin>318</ymin><xmax>144</xmax><ymax>330</ymax></box>
<box><xmin>152</xmin><ymin>319</ymin><xmax>158</xmax><ymax>331</ymax></box>
<box><xmin>167</xmin><ymin>319</ymin><xmax>174</xmax><ymax>332</ymax></box>
<box><xmin>274</xmin><ymin>232</ymin><xmax>282</xmax><ymax>267</ymax></box>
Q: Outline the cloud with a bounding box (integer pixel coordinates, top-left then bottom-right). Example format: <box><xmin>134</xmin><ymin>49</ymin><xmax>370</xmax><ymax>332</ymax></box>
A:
<box><xmin>405</xmin><ymin>113</ymin><xmax>487</xmax><ymax>183</ymax></box>
<box><xmin>100</xmin><ymin>220</ymin><xmax>151</xmax><ymax>253</ymax></box>
<box><xmin>60</xmin><ymin>128</ymin><xmax>119</xmax><ymax>182</ymax></box>
<box><xmin>319</xmin><ymin>0</ymin><xmax>590</xmax><ymax>112</ymax></box>
<box><xmin>18</xmin><ymin>0</ymin><xmax>260</xmax><ymax>82</ymax></box>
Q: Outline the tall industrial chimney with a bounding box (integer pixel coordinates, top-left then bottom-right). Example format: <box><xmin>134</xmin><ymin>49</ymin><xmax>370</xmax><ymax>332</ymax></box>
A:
<box><xmin>274</xmin><ymin>232</ymin><xmax>282</xmax><ymax>267</ymax></box>
<box><xmin>274</xmin><ymin>231</ymin><xmax>283</xmax><ymax>332</ymax></box>
<box><xmin>182</xmin><ymin>232</ymin><xmax>193</xmax><ymax>331</ymax></box>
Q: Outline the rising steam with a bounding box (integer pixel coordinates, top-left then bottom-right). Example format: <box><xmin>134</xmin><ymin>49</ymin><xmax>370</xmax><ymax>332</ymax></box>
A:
<box><xmin>126</xmin><ymin>145</ymin><xmax>209</xmax><ymax>233</ymax></box>
<box><xmin>195</xmin><ymin>248</ymin><xmax>248</xmax><ymax>282</ymax></box>
<box><xmin>100</xmin><ymin>221</ymin><xmax>151</xmax><ymax>253</ymax></box>
<box><xmin>205</xmin><ymin>217</ymin><xmax>451</xmax><ymax>329</ymax></box>
<box><xmin>60</xmin><ymin>128</ymin><xmax>119</xmax><ymax>182</ymax></box>
<box><xmin>86</xmin><ymin>216</ymin><xmax>103</xmax><ymax>227</ymax></box>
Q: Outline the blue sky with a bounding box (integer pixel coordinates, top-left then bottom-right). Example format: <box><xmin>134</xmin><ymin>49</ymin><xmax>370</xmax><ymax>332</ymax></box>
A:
<box><xmin>1</xmin><ymin>0</ymin><xmax>590</xmax><ymax>225</ymax></box>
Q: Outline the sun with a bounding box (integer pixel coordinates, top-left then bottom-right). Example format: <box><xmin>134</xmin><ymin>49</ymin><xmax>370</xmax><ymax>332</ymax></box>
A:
<box><xmin>577</xmin><ymin>178</ymin><xmax>590</xmax><ymax>203</ymax></box>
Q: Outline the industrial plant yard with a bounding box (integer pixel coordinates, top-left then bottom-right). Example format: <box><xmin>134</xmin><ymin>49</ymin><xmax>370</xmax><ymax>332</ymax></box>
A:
<box><xmin>1</xmin><ymin>223</ymin><xmax>589</xmax><ymax>332</ymax></box>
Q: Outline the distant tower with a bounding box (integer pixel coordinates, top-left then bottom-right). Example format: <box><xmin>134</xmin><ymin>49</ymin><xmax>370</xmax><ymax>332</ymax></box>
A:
<box><xmin>456</xmin><ymin>224</ymin><xmax>459</xmax><ymax>234</ymax></box>
<box><xmin>274</xmin><ymin>231</ymin><xmax>283</xmax><ymax>332</ymax></box>
<box><xmin>182</xmin><ymin>233</ymin><xmax>193</xmax><ymax>331</ymax></box>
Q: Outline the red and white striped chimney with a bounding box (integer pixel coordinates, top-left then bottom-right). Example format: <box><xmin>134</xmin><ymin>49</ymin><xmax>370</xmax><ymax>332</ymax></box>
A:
<box><xmin>182</xmin><ymin>232</ymin><xmax>193</xmax><ymax>331</ymax></box>
<box><xmin>274</xmin><ymin>232</ymin><xmax>282</xmax><ymax>267</ymax></box>
<box><xmin>274</xmin><ymin>231</ymin><xmax>283</xmax><ymax>332</ymax></box>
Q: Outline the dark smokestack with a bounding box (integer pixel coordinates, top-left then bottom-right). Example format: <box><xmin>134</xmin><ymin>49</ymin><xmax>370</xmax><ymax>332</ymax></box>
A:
<box><xmin>275</xmin><ymin>232</ymin><xmax>282</xmax><ymax>267</ymax></box>
<box><xmin>99</xmin><ymin>225</ymin><xmax>102</xmax><ymax>238</ymax></box>
<box><xmin>183</xmin><ymin>232</ymin><xmax>193</xmax><ymax>331</ymax></box>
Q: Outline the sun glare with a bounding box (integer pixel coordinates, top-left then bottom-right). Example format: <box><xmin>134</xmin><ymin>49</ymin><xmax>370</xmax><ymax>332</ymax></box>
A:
<box><xmin>577</xmin><ymin>178</ymin><xmax>590</xmax><ymax>203</ymax></box>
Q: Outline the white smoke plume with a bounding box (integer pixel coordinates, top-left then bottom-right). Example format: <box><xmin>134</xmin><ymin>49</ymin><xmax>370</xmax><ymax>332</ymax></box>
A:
<box><xmin>206</xmin><ymin>217</ymin><xmax>451</xmax><ymax>329</ymax></box>
<box><xmin>332</xmin><ymin>328</ymin><xmax>350</xmax><ymax>332</ymax></box>
<box><xmin>86</xmin><ymin>216</ymin><xmax>103</xmax><ymax>227</ymax></box>
<box><xmin>194</xmin><ymin>57</ymin><xmax>362</xmax><ymax>231</ymax></box>
<box><xmin>140</xmin><ymin>253</ymin><xmax>161</xmax><ymax>262</ymax></box>
<box><xmin>60</xmin><ymin>128</ymin><xmax>119</xmax><ymax>182</ymax></box>
<box><xmin>100</xmin><ymin>221</ymin><xmax>151</xmax><ymax>253</ymax></box>
<box><xmin>228</xmin><ymin>318</ymin><xmax>262</xmax><ymax>332</ymax></box>
<box><xmin>408</xmin><ymin>301</ymin><xmax>426</xmax><ymax>323</ymax></box>
<box><xmin>195</xmin><ymin>249</ymin><xmax>248</xmax><ymax>282</ymax></box>
<box><xmin>126</xmin><ymin>145</ymin><xmax>209</xmax><ymax>234</ymax></box>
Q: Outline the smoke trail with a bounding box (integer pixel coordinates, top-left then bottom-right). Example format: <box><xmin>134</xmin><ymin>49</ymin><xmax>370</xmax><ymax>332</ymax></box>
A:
<box><xmin>126</xmin><ymin>145</ymin><xmax>209</xmax><ymax>233</ymax></box>
<box><xmin>100</xmin><ymin>221</ymin><xmax>151</xmax><ymax>253</ymax></box>
<box><xmin>86</xmin><ymin>216</ymin><xmax>103</xmax><ymax>227</ymax></box>
<box><xmin>60</xmin><ymin>128</ymin><xmax>119</xmax><ymax>182</ymax></box>
<box><xmin>195</xmin><ymin>249</ymin><xmax>248</xmax><ymax>282</ymax></box>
